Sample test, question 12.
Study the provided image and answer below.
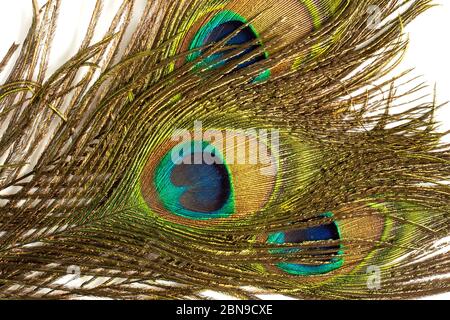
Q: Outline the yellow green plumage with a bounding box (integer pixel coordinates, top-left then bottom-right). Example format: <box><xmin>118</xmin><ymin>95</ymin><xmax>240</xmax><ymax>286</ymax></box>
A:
<box><xmin>0</xmin><ymin>0</ymin><xmax>449</xmax><ymax>299</ymax></box>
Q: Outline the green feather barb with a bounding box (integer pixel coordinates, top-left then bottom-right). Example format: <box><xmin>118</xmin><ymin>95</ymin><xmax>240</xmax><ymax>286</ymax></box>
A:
<box><xmin>0</xmin><ymin>0</ymin><xmax>449</xmax><ymax>300</ymax></box>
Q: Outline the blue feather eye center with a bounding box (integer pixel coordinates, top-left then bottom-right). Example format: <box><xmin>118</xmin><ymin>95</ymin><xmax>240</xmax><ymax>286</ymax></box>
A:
<box><xmin>154</xmin><ymin>141</ymin><xmax>234</xmax><ymax>220</ymax></box>
<box><xmin>170</xmin><ymin>153</ymin><xmax>231</xmax><ymax>213</ymax></box>
<box><xmin>188</xmin><ymin>10</ymin><xmax>270</xmax><ymax>81</ymax></box>
<box><xmin>267</xmin><ymin>214</ymin><xmax>344</xmax><ymax>275</ymax></box>
<box><xmin>283</xmin><ymin>223</ymin><xmax>340</xmax><ymax>243</ymax></box>
<box><xmin>201</xmin><ymin>20</ymin><xmax>265</xmax><ymax>70</ymax></box>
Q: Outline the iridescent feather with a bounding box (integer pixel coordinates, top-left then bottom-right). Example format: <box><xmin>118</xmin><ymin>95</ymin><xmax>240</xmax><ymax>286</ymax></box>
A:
<box><xmin>0</xmin><ymin>0</ymin><xmax>449</xmax><ymax>299</ymax></box>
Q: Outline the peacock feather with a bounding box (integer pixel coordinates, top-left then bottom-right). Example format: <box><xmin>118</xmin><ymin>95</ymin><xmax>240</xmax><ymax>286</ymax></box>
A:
<box><xmin>0</xmin><ymin>0</ymin><xmax>449</xmax><ymax>299</ymax></box>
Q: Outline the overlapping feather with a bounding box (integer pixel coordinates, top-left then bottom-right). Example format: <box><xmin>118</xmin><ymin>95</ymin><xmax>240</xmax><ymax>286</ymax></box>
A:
<box><xmin>0</xmin><ymin>0</ymin><xmax>449</xmax><ymax>299</ymax></box>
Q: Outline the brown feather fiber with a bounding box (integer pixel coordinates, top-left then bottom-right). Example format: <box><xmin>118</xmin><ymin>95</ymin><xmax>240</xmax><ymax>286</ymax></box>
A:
<box><xmin>0</xmin><ymin>0</ymin><xmax>449</xmax><ymax>299</ymax></box>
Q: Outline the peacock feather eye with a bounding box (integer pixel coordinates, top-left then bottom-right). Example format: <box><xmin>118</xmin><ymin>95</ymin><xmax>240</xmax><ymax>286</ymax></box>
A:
<box><xmin>187</xmin><ymin>11</ymin><xmax>266</xmax><ymax>66</ymax></box>
<box><xmin>176</xmin><ymin>0</ymin><xmax>346</xmax><ymax>78</ymax></box>
<box><xmin>3</xmin><ymin>0</ymin><xmax>449</xmax><ymax>300</ymax></box>
<box><xmin>267</xmin><ymin>213</ymin><xmax>344</xmax><ymax>276</ymax></box>
<box><xmin>140</xmin><ymin>129</ymin><xmax>281</xmax><ymax>227</ymax></box>
<box><xmin>153</xmin><ymin>141</ymin><xmax>235</xmax><ymax>220</ymax></box>
<box><xmin>186</xmin><ymin>10</ymin><xmax>270</xmax><ymax>81</ymax></box>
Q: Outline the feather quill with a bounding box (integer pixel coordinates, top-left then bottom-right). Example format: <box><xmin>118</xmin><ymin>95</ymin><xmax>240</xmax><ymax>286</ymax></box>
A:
<box><xmin>0</xmin><ymin>0</ymin><xmax>449</xmax><ymax>299</ymax></box>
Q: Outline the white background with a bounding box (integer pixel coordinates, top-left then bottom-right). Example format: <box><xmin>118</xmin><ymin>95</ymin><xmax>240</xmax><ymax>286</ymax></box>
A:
<box><xmin>0</xmin><ymin>0</ymin><xmax>449</xmax><ymax>300</ymax></box>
